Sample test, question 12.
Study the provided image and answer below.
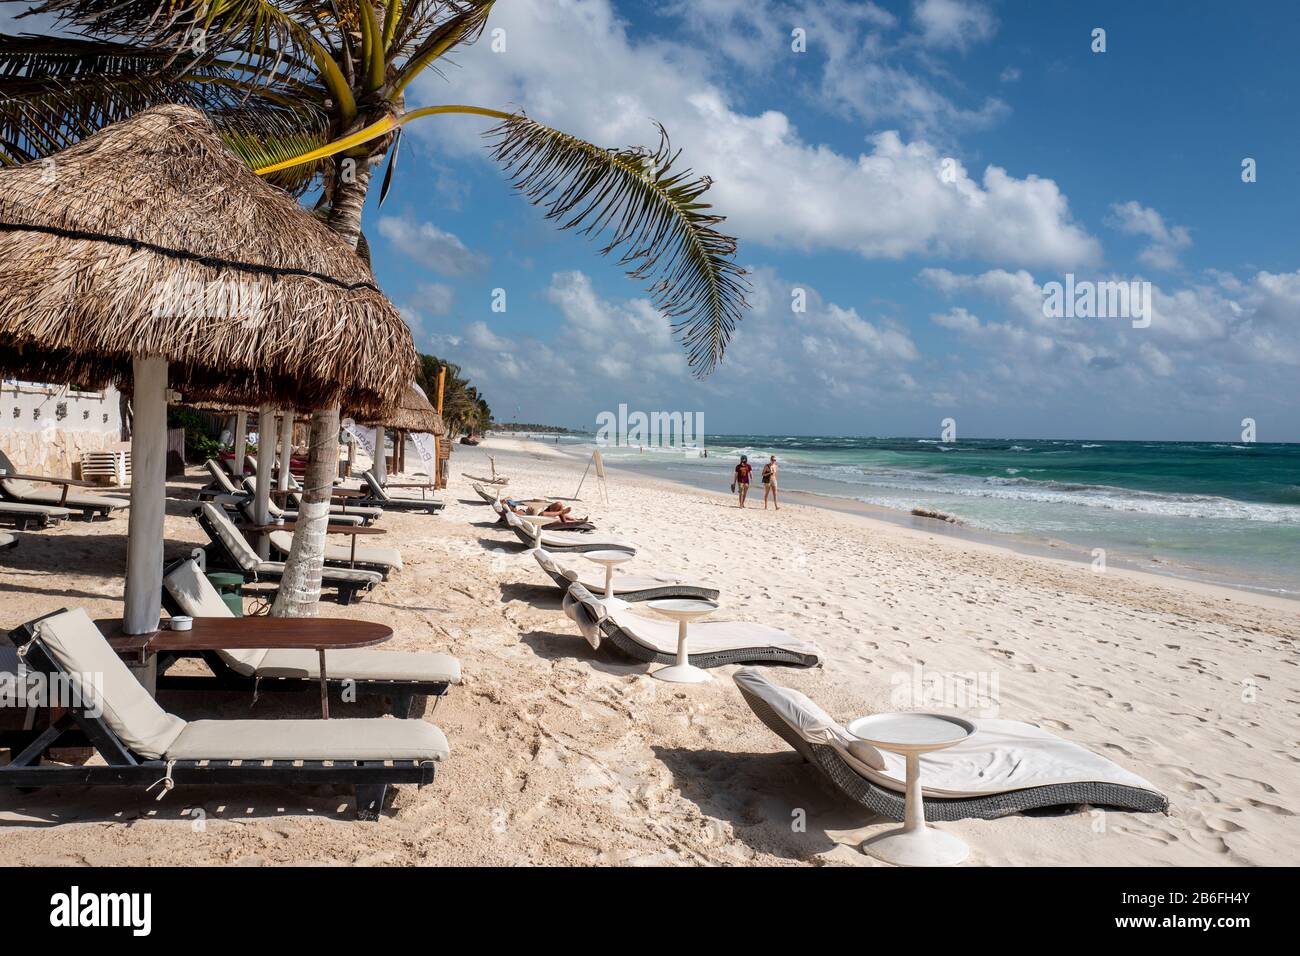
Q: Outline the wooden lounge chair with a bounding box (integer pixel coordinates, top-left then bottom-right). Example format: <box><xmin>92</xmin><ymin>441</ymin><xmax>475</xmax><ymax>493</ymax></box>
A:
<box><xmin>0</xmin><ymin>452</ymin><xmax>126</xmax><ymax>520</ymax></box>
<box><xmin>563</xmin><ymin>583</ymin><xmax>822</xmax><ymax>668</ymax></box>
<box><xmin>197</xmin><ymin>458</ymin><xmax>246</xmax><ymax>500</ymax></box>
<box><xmin>239</xmin><ymin>476</ymin><xmax>381</xmax><ymax>525</ymax></box>
<box><xmin>195</xmin><ymin>502</ymin><xmax>381</xmax><ymax>605</ymax></box>
<box><xmin>0</xmin><ymin>500</ymin><xmax>72</xmax><ymax>530</ymax></box>
<box><xmin>232</xmin><ymin>492</ymin><xmax>365</xmax><ymax>528</ymax></box>
<box><xmin>358</xmin><ymin>471</ymin><xmax>444</xmax><ymax>513</ymax></box>
<box><xmin>2</xmin><ymin>609</ymin><xmax>447</xmax><ymax>819</ymax></box>
<box><xmin>265</xmin><ymin>528</ymin><xmax>402</xmax><ymax>576</ymax></box>
<box><xmin>530</xmin><ymin>548</ymin><xmax>717</xmax><ymax>602</ymax></box>
<box><xmin>733</xmin><ymin>668</ymin><xmax>1168</xmax><ymax>821</ymax></box>
<box><xmin>497</xmin><ymin>502</ymin><xmax>633</xmax><ymax>553</ymax></box>
<box><xmin>159</xmin><ymin>558</ymin><xmax>456</xmax><ymax>715</ymax></box>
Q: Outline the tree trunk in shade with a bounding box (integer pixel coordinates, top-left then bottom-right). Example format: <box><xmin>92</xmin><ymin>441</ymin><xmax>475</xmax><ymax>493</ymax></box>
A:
<box><xmin>271</xmin><ymin>405</ymin><xmax>339</xmax><ymax>617</ymax></box>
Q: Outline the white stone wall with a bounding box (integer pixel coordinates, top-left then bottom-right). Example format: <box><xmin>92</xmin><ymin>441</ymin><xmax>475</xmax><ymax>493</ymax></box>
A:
<box><xmin>0</xmin><ymin>381</ymin><xmax>126</xmax><ymax>478</ymax></box>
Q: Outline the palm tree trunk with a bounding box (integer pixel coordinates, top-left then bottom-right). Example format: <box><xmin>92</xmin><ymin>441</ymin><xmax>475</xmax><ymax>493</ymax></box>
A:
<box><xmin>272</xmin><ymin>156</ymin><xmax>374</xmax><ymax>617</ymax></box>
<box><xmin>271</xmin><ymin>406</ymin><xmax>338</xmax><ymax>616</ymax></box>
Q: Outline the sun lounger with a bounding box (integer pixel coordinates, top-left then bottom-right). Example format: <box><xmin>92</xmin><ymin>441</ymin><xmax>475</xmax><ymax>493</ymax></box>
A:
<box><xmin>500</xmin><ymin>507</ymin><xmax>633</xmax><ymax>552</ymax></box>
<box><xmin>2</xmin><ymin>609</ymin><xmax>447</xmax><ymax>819</ymax></box>
<box><xmin>159</xmin><ymin>558</ymin><xmax>456</xmax><ymax>715</ymax></box>
<box><xmin>357</xmin><ymin>471</ymin><xmax>444</xmax><ymax>513</ymax></box>
<box><xmin>198</xmin><ymin>458</ymin><xmax>246</xmax><ymax>500</ymax></box>
<box><xmin>563</xmin><ymin>583</ymin><xmax>822</xmax><ymax>668</ymax></box>
<box><xmin>239</xmin><ymin>476</ymin><xmax>381</xmax><ymax>525</ymax></box>
<box><xmin>0</xmin><ymin>500</ymin><xmax>72</xmax><ymax>529</ymax></box>
<box><xmin>232</xmin><ymin>492</ymin><xmax>365</xmax><ymax>528</ymax></box>
<box><xmin>265</xmin><ymin>529</ymin><xmax>402</xmax><ymax>576</ymax></box>
<box><xmin>531</xmin><ymin>548</ymin><xmax>717</xmax><ymax>602</ymax></box>
<box><xmin>0</xmin><ymin>452</ymin><xmax>126</xmax><ymax>520</ymax></box>
<box><xmin>195</xmin><ymin>502</ymin><xmax>381</xmax><ymax>605</ymax></box>
<box><xmin>733</xmin><ymin>668</ymin><xmax>1168</xmax><ymax>821</ymax></box>
<box><xmin>472</xmin><ymin>481</ymin><xmax>502</xmax><ymax>503</ymax></box>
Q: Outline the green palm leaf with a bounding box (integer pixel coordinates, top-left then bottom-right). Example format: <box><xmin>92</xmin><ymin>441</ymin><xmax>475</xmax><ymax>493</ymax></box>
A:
<box><xmin>486</xmin><ymin>114</ymin><xmax>748</xmax><ymax>376</ymax></box>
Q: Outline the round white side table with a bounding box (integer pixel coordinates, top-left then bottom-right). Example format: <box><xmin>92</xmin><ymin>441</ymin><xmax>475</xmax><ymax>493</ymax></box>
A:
<box><xmin>644</xmin><ymin>598</ymin><xmax>719</xmax><ymax>683</ymax></box>
<box><xmin>582</xmin><ymin>549</ymin><xmax>635</xmax><ymax>598</ymax></box>
<box><xmin>846</xmin><ymin>713</ymin><xmax>976</xmax><ymax>867</ymax></box>
<box><xmin>515</xmin><ymin>511</ymin><xmax>552</xmax><ymax>548</ymax></box>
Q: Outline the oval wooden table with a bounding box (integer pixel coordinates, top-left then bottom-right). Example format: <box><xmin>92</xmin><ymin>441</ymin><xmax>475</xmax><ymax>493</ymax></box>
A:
<box><xmin>98</xmin><ymin>616</ymin><xmax>393</xmax><ymax>718</ymax></box>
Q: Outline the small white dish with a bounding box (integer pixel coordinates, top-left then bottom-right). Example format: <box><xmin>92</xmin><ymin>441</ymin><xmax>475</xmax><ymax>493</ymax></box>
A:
<box><xmin>169</xmin><ymin>616</ymin><xmax>193</xmax><ymax>632</ymax></box>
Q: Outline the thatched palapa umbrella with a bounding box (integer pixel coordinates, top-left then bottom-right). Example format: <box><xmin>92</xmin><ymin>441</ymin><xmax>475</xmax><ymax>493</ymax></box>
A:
<box><xmin>353</xmin><ymin>384</ymin><xmax>445</xmax><ymax>482</ymax></box>
<box><xmin>0</xmin><ymin>105</ymin><xmax>417</xmax><ymax>633</ymax></box>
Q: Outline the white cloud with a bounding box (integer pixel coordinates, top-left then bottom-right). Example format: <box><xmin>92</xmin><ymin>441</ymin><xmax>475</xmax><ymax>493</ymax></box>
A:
<box><xmin>912</xmin><ymin>0</ymin><xmax>996</xmax><ymax>50</ymax></box>
<box><xmin>1107</xmin><ymin>201</ymin><xmax>1192</xmax><ymax>271</ymax></box>
<box><xmin>999</xmin><ymin>66</ymin><xmax>1021</xmax><ymax>83</ymax></box>
<box><xmin>376</xmin><ymin>215</ymin><xmax>488</xmax><ymax>276</ymax></box>
<box><xmin>417</xmin><ymin>282</ymin><xmax>455</xmax><ymax>316</ymax></box>
<box><xmin>410</xmin><ymin>0</ymin><xmax>1098</xmax><ymax>271</ymax></box>
<box><xmin>465</xmin><ymin>320</ymin><xmax>514</xmax><ymax>352</ymax></box>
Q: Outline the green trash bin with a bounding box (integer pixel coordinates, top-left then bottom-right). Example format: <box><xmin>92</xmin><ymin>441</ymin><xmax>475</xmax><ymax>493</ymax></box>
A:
<box><xmin>205</xmin><ymin>571</ymin><xmax>245</xmax><ymax>617</ymax></box>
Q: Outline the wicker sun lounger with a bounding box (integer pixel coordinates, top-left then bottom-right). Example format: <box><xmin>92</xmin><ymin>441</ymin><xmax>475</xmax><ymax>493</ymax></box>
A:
<box><xmin>531</xmin><ymin>547</ymin><xmax>717</xmax><ymax>602</ymax></box>
<box><xmin>497</xmin><ymin>502</ymin><xmax>633</xmax><ymax>553</ymax></box>
<box><xmin>563</xmin><ymin>583</ymin><xmax>822</xmax><ymax>669</ymax></box>
<box><xmin>160</xmin><ymin>558</ymin><xmax>456</xmax><ymax>715</ymax></box>
<box><xmin>733</xmin><ymin>668</ymin><xmax>1169</xmax><ymax>822</ymax></box>
<box><xmin>3</xmin><ymin>608</ymin><xmax>447</xmax><ymax>819</ymax></box>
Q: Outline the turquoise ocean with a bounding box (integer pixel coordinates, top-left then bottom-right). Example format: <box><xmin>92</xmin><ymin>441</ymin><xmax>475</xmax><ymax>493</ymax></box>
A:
<box><xmin>539</xmin><ymin>434</ymin><xmax>1300</xmax><ymax>597</ymax></box>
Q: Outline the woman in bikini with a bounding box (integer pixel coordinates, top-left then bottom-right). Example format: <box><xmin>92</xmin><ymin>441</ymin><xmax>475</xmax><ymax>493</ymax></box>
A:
<box><xmin>762</xmin><ymin>455</ymin><xmax>779</xmax><ymax>510</ymax></box>
<box><xmin>732</xmin><ymin>454</ymin><xmax>753</xmax><ymax>508</ymax></box>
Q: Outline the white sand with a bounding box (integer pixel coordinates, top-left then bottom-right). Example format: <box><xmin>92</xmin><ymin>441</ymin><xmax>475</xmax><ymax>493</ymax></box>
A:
<box><xmin>0</xmin><ymin>438</ymin><xmax>1296</xmax><ymax>866</ymax></box>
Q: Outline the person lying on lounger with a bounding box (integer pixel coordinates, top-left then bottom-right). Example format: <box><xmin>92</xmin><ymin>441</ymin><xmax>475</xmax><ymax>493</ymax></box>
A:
<box><xmin>503</xmin><ymin>498</ymin><xmax>589</xmax><ymax>525</ymax></box>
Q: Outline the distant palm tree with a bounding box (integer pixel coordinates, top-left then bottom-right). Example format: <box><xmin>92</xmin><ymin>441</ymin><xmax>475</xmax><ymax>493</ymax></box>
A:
<box><xmin>1</xmin><ymin>0</ymin><xmax>747</xmax><ymax>615</ymax></box>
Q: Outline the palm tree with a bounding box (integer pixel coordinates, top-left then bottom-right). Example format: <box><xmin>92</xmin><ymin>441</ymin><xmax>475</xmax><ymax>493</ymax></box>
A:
<box><xmin>0</xmin><ymin>0</ymin><xmax>748</xmax><ymax>615</ymax></box>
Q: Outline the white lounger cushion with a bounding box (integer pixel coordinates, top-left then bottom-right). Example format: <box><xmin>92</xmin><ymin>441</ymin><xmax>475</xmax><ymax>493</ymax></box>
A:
<box><xmin>268</xmin><ymin>530</ymin><xmax>402</xmax><ymax>571</ymax></box>
<box><xmin>0</xmin><ymin>501</ymin><xmax>74</xmax><ymax>519</ymax></box>
<box><xmin>533</xmin><ymin>548</ymin><xmax>703</xmax><ymax>595</ymax></box>
<box><xmin>163</xmin><ymin>559</ymin><xmax>267</xmax><ymax>674</ymax></box>
<box><xmin>255</xmin><ymin>649</ymin><xmax>460</xmax><ymax>683</ymax></box>
<box><xmin>166</xmin><ymin>718</ymin><xmax>449</xmax><ymax>761</ymax></box>
<box><xmin>1</xmin><ymin>478</ymin><xmax>126</xmax><ymax>511</ymax></box>
<box><xmin>733</xmin><ymin>668</ymin><xmax>1161</xmax><ymax>799</ymax></box>
<box><xmin>32</xmin><ymin>608</ymin><xmax>449</xmax><ymax>763</ymax></box>
<box><xmin>563</xmin><ymin>588</ymin><xmax>822</xmax><ymax>662</ymax></box>
<box><xmin>503</xmin><ymin>507</ymin><xmax>632</xmax><ymax>550</ymax></box>
<box><xmin>164</xmin><ymin>559</ymin><xmax>454</xmax><ymax>682</ymax></box>
<box><xmin>35</xmin><ymin>609</ymin><xmax>187</xmax><ymax>759</ymax></box>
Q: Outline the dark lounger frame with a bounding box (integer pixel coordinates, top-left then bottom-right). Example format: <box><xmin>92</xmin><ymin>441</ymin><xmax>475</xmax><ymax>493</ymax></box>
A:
<box><xmin>1</xmin><ymin>612</ymin><xmax>436</xmax><ymax>820</ymax></box>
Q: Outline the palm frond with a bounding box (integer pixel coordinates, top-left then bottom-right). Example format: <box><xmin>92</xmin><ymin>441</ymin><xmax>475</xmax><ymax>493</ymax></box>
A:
<box><xmin>486</xmin><ymin>114</ymin><xmax>748</xmax><ymax>376</ymax></box>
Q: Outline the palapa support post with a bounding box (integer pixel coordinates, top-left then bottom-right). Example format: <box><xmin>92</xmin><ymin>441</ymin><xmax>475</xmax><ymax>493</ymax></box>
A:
<box><xmin>253</xmin><ymin>405</ymin><xmax>277</xmax><ymax>559</ymax></box>
<box><xmin>123</xmin><ymin>356</ymin><xmax>167</xmax><ymax>636</ymax></box>
<box><xmin>232</xmin><ymin>410</ymin><xmax>248</xmax><ymax>476</ymax></box>
<box><xmin>373</xmin><ymin>426</ymin><xmax>387</xmax><ymax>486</ymax></box>
<box><xmin>277</xmin><ymin>411</ymin><xmax>293</xmax><ymax>492</ymax></box>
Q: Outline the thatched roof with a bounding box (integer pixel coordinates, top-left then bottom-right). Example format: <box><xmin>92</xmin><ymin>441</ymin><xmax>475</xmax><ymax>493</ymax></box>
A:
<box><xmin>0</xmin><ymin>105</ymin><xmax>416</xmax><ymax>415</ymax></box>
<box><xmin>356</xmin><ymin>384</ymin><xmax>446</xmax><ymax>435</ymax></box>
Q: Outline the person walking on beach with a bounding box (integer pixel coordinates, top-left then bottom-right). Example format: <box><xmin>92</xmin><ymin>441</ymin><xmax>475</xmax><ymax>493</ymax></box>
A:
<box><xmin>732</xmin><ymin>454</ymin><xmax>753</xmax><ymax>507</ymax></box>
<box><xmin>762</xmin><ymin>455</ymin><xmax>779</xmax><ymax>510</ymax></box>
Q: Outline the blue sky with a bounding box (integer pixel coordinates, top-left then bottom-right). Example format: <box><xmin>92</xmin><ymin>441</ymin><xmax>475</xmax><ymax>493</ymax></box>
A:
<box><xmin>11</xmin><ymin>0</ymin><xmax>1296</xmax><ymax>440</ymax></box>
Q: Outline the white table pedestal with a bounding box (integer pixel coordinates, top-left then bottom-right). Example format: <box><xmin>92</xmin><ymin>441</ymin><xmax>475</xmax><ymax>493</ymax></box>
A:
<box><xmin>847</xmin><ymin>713</ymin><xmax>975</xmax><ymax>867</ymax></box>
<box><xmin>645</xmin><ymin>599</ymin><xmax>719</xmax><ymax>683</ymax></box>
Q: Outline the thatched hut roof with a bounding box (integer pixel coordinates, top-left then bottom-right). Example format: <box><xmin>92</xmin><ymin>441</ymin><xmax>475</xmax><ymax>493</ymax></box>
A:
<box><xmin>356</xmin><ymin>384</ymin><xmax>446</xmax><ymax>435</ymax></box>
<box><xmin>0</xmin><ymin>105</ymin><xmax>415</xmax><ymax>415</ymax></box>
